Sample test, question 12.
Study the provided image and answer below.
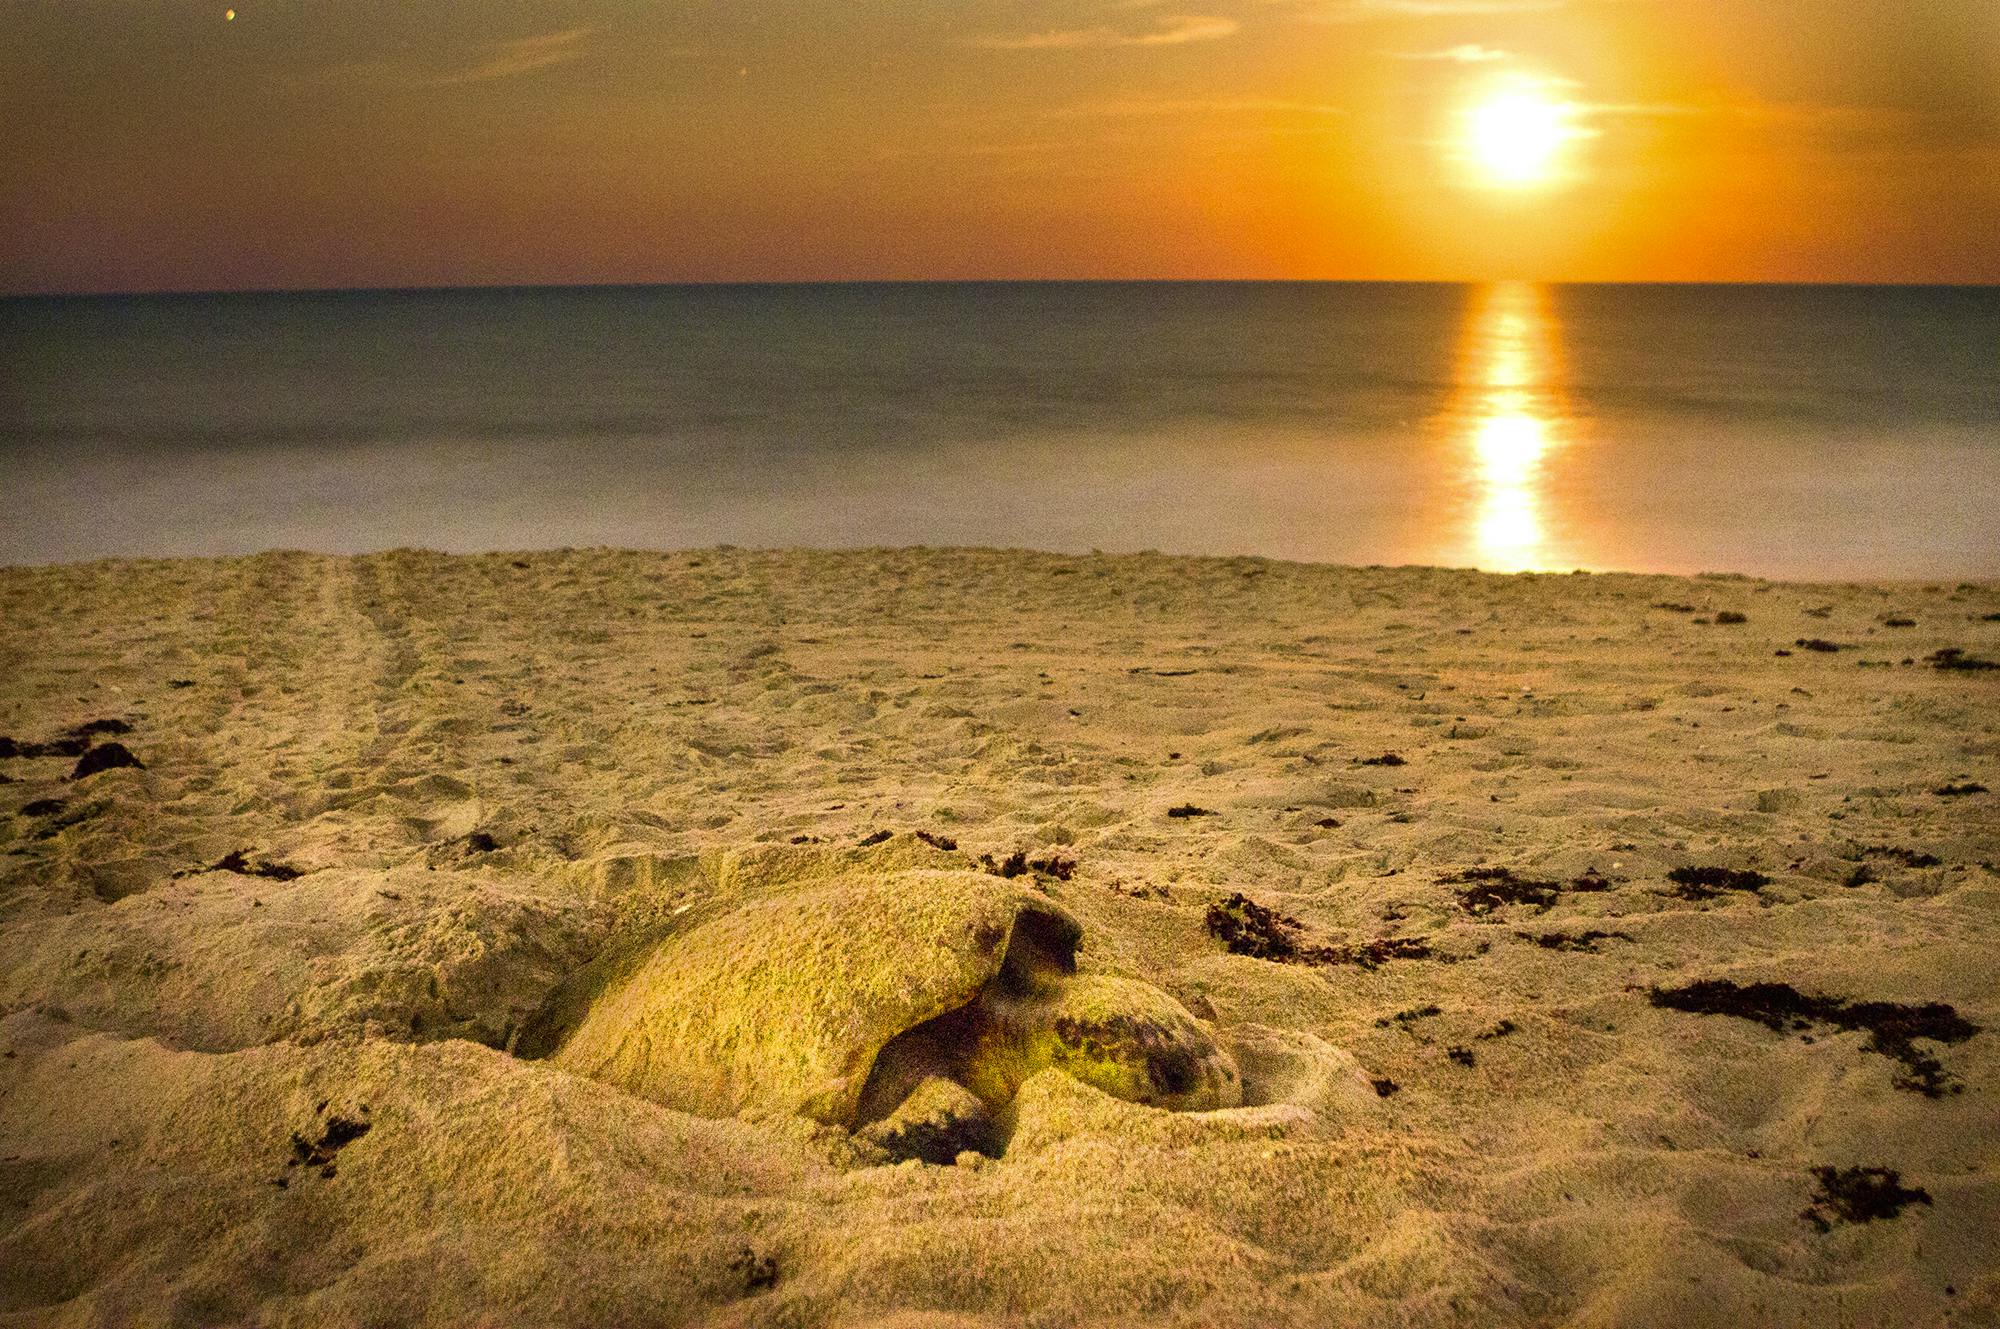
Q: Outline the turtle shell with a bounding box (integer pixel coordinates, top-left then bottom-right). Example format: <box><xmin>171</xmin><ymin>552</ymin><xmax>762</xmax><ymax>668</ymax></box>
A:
<box><xmin>551</xmin><ymin>871</ymin><xmax>1082</xmax><ymax>1126</ymax></box>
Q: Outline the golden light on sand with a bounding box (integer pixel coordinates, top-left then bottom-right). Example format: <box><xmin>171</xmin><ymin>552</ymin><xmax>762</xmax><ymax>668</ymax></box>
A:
<box><xmin>1464</xmin><ymin>82</ymin><xmax>1576</xmax><ymax>189</ymax></box>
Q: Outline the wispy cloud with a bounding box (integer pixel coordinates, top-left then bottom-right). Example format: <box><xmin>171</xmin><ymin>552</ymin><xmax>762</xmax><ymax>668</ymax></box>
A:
<box><xmin>425</xmin><ymin>27</ymin><xmax>594</xmax><ymax>86</ymax></box>
<box><xmin>1308</xmin><ymin>0</ymin><xmax>1563</xmax><ymax>20</ymax></box>
<box><xmin>316</xmin><ymin>27</ymin><xmax>596</xmax><ymax>91</ymax></box>
<box><xmin>1047</xmin><ymin>96</ymin><xmax>1347</xmax><ymax>118</ymax></box>
<box><xmin>1397</xmin><ymin>43</ymin><xmax>1509</xmax><ymax>62</ymax></box>
<box><xmin>967</xmin><ymin>14</ymin><xmax>1239</xmax><ymax>50</ymax></box>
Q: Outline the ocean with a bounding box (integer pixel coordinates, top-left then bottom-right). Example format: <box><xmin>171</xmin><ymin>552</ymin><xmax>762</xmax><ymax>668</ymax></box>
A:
<box><xmin>3</xmin><ymin>281</ymin><xmax>1995</xmax><ymax>577</ymax></box>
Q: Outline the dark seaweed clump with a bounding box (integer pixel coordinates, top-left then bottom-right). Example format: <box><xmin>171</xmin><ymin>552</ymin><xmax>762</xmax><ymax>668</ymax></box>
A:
<box><xmin>1714</xmin><ymin>611</ymin><xmax>1748</xmax><ymax>625</ymax></box>
<box><xmin>1648</xmin><ymin>980</ymin><xmax>1979</xmax><ymax>1096</ymax></box>
<box><xmin>287</xmin><ymin>1112</ymin><xmax>371</xmax><ymax>1180</ymax></box>
<box><xmin>1928</xmin><ymin>648</ymin><xmax>2000</xmax><ymax>672</ymax></box>
<box><xmin>1447</xmin><ymin>867</ymin><xmax>1613</xmax><ymax>915</ymax></box>
<box><xmin>1449</xmin><ymin>867</ymin><xmax>1561</xmax><ymax>914</ymax></box>
<box><xmin>1800</xmin><ymin>1166</ymin><xmax>1932</xmax><ymax>1233</ymax></box>
<box><xmin>1933</xmin><ymin>782</ymin><xmax>1987</xmax><ymax>797</ymax></box>
<box><xmin>0</xmin><ymin>719</ymin><xmax>132</xmax><ymax>761</ymax></box>
<box><xmin>71</xmin><ymin>743</ymin><xmax>144</xmax><ymax>780</ymax></box>
<box><xmin>915</xmin><ymin>830</ymin><xmax>958</xmax><ymax>851</ymax></box>
<box><xmin>1859</xmin><ymin>846</ymin><xmax>1942</xmax><ymax>869</ymax></box>
<box><xmin>1206</xmin><ymin>893</ymin><xmax>1429</xmax><ymax>970</ymax></box>
<box><xmin>1795</xmin><ymin>638</ymin><xmax>1844</xmax><ymax>653</ymax></box>
<box><xmin>197</xmin><ymin>850</ymin><xmax>303</xmax><ymax>882</ymax></box>
<box><xmin>857</xmin><ymin>829</ymin><xmax>892</xmax><ymax>846</ymax></box>
<box><xmin>1167</xmin><ymin>804</ymin><xmax>1216</xmax><ymax>818</ymax></box>
<box><xmin>1522</xmin><ymin>929</ymin><xmax>1635</xmax><ymax>953</ymax></box>
<box><xmin>1375</xmin><ymin>1004</ymin><xmax>1441</xmax><ymax>1028</ymax></box>
<box><xmin>979</xmin><ymin>850</ymin><xmax>1075</xmax><ymax>881</ymax></box>
<box><xmin>729</xmin><ymin>1248</ymin><xmax>780</xmax><ymax>1293</ymax></box>
<box><xmin>1665</xmin><ymin>866</ymin><xmax>1771</xmax><ymax>899</ymax></box>
<box><xmin>1205</xmin><ymin>894</ymin><xmax>1306</xmax><ymax>962</ymax></box>
<box><xmin>1358</xmin><ymin>753</ymin><xmax>1407</xmax><ymax>767</ymax></box>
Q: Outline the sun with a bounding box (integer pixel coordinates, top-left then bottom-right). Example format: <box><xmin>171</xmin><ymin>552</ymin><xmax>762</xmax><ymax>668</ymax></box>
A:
<box><xmin>1464</xmin><ymin>82</ymin><xmax>1577</xmax><ymax>188</ymax></box>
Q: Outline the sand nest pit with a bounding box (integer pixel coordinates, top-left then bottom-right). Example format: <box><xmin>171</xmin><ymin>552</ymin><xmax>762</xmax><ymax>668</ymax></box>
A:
<box><xmin>529</xmin><ymin>870</ymin><xmax>1245</xmax><ymax>1160</ymax></box>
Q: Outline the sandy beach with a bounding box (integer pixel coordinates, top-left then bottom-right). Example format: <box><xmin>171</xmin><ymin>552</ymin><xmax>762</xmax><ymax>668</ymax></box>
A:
<box><xmin>2</xmin><ymin>545</ymin><xmax>1996</xmax><ymax>1327</ymax></box>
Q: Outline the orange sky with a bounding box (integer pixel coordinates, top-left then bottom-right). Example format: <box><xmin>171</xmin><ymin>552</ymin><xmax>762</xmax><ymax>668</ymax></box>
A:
<box><xmin>3</xmin><ymin>1</ymin><xmax>1996</xmax><ymax>293</ymax></box>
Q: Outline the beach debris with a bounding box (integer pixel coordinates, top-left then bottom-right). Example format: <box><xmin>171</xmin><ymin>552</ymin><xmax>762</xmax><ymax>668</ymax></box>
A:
<box><xmin>543</xmin><ymin>873</ymin><xmax>1241</xmax><ymax>1146</ymax></box>
<box><xmin>1857</xmin><ymin>846</ymin><xmax>1942</xmax><ymax>869</ymax></box>
<box><xmin>70</xmin><ymin>742</ymin><xmax>144</xmax><ymax>780</ymax></box>
<box><xmin>1205</xmin><ymin>894</ymin><xmax>1306</xmax><ymax>961</ymax></box>
<box><xmin>1928</xmin><ymin>647</ymin><xmax>2000</xmax><ymax>672</ymax></box>
<box><xmin>1664</xmin><ymin>865</ymin><xmax>1771</xmax><ymax>900</ymax></box>
<box><xmin>179</xmin><ymin>849</ymin><xmax>303</xmax><ymax>882</ymax></box>
<box><xmin>1520</xmin><ymin>929</ymin><xmax>1635</xmax><ymax>953</ymax></box>
<box><xmin>287</xmin><ymin>1110</ymin><xmax>371</xmax><ymax>1180</ymax></box>
<box><xmin>1206</xmin><ymin>893</ymin><xmax>1431</xmax><ymax>969</ymax></box>
<box><xmin>1167</xmin><ymin>803</ymin><xmax>1216</xmax><ymax>818</ymax></box>
<box><xmin>1933</xmin><ymin>782</ymin><xmax>1987</xmax><ymax>797</ymax></box>
<box><xmin>1445</xmin><ymin>866</ymin><xmax>1609</xmax><ymax>915</ymax></box>
<box><xmin>1647</xmin><ymin>979</ymin><xmax>1978</xmax><ymax>1096</ymax></box>
<box><xmin>1</xmin><ymin>719</ymin><xmax>133</xmax><ymax>761</ymax></box>
<box><xmin>728</xmin><ymin>1247</ymin><xmax>780</xmax><ymax>1294</ymax></box>
<box><xmin>1800</xmin><ymin>1166</ymin><xmax>1932</xmax><ymax>1233</ymax></box>
<box><xmin>978</xmin><ymin>850</ymin><xmax>1074</xmax><ymax>881</ymax></box>
<box><xmin>1377</xmin><ymin>1004</ymin><xmax>1442</xmax><ymax>1029</ymax></box>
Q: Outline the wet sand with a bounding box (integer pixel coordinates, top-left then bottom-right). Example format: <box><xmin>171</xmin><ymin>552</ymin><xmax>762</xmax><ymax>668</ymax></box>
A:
<box><xmin>1</xmin><ymin>546</ymin><xmax>1996</xmax><ymax>1327</ymax></box>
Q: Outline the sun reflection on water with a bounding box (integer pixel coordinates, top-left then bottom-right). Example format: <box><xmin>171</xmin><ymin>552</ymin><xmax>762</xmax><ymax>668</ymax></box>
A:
<box><xmin>1450</xmin><ymin>283</ymin><xmax>1568</xmax><ymax>572</ymax></box>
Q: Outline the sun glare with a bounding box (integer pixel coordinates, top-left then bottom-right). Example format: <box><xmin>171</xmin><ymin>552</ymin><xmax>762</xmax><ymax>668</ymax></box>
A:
<box><xmin>1465</xmin><ymin>84</ymin><xmax>1575</xmax><ymax>188</ymax></box>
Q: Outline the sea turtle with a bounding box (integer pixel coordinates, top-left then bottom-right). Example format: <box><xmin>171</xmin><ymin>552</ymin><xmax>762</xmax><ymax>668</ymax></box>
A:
<box><xmin>547</xmin><ymin>870</ymin><xmax>1240</xmax><ymax>1144</ymax></box>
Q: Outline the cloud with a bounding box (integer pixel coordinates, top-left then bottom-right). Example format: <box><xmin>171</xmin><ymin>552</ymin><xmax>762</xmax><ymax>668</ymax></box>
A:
<box><xmin>425</xmin><ymin>27</ymin><xmax>594</xmax><ymax>86</ymax></box>
<box><xmin>310</xmin><ymin>26</ymin><xmax>597</xmax><ymax>92</ymax></box>
<box><xmin>1308</xmin><ymin>0</ymin><xmax>1564</xmax><ymax>19</ymax></box>
<box><xmin>1397</xmin><ymin>43</ymin><xmax>1510</xmax><ymax>62</ymax></box>
<box><xmin>967</xmin><ymin>14</ymin><xmax>1239</xmax><ymax>50</ymax></box>
<box><xmin>1047</xmin><ymin>96</ymin><xmax>1347</xmax><ymax>118</ymax></box>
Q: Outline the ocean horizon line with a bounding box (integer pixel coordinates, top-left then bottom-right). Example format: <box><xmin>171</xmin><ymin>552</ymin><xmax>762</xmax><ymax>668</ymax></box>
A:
<box><xmin>7</xmin><ymin>274</ymin><xmax>1999</xmax><ymax>303</ymax></box>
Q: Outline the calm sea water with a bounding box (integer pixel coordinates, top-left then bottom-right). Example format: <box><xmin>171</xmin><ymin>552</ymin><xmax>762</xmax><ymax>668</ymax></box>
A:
<box><xmin>3</xmin><ymin>281</ymin><xmax>1995</xmax><ymax>577</ymax></box>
